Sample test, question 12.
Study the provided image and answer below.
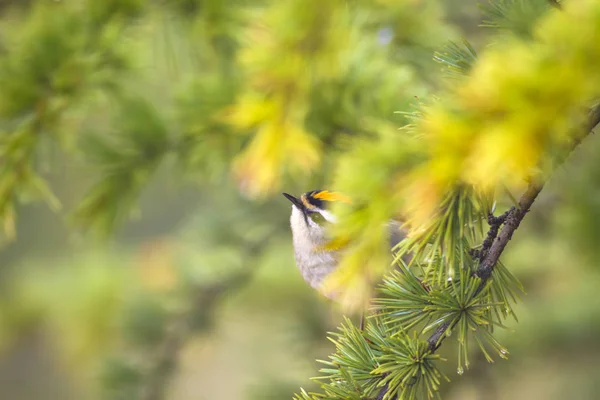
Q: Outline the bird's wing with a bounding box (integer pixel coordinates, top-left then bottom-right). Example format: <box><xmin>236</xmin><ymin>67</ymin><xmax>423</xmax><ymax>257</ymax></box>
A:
<box><xmin>388</xmin><ymin>220</ymin><xmax>407</xmax><ymax>249</ymax></box>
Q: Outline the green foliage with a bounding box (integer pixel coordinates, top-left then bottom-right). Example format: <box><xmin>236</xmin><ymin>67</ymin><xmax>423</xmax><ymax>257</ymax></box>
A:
<box><xmin>394</xmin><ymin>187</ymin><xmax>491</xmax><ymax>282</ymax></box>
<box><xmin>296</xmin><ymin>1</ymin><xmax>600</xmax><ymax>399</ymax></box>
<box><xmin>433</xmin><ymin>40</ymin><xmax>477</xmax><ymax>79</ymax></box>
<box><xmin>481</xmin><ymin>0</ymin><xmax>554</xmax><ymax>38</ymax></box>
<box><xmin>320</xmin><ymin>319</ymin><xmax>381</xmax><ymax>396</ymax></box>
<box><xmin>298</xmin><ymin>317</ymin><xmax>447</xmax><ymax>400</ymax></box>
<box><xmin>175</xmin><ymin>76</ymin><xmax>241</xmax><ymax>182</ymax></box>
<box><xmin>0</xmin><ymin>0</ymin><xmax>135</xmax><ymax>239</ymax></box>
<box><xmin>86</xmin><ymin>0</ymin><xmax>144</xmax><ymax>27</ymax></box>
<box><xmin>368</xmin><ymin>323</ymin><xmax>447</xmax><ymax>400</ymax></box>
<box><xmin>100</xmin><ymin>357</ymin><xmax>143</xmax><ymax>400</ymax></box>
<box><xmin>122</xmin><ymin>297</ymin><xmax>169</xmax><ymax>349</ymax></box>
<box><xmin>326</xmin><ymin>0</ymin><xmax>600</xmax><ymax>308</ymax></box>
<box><xmin>75</xmin><ymin>96</ymin><xmax>170</xmax><ymax>235</ymax></box>
<box><xmin>0</xmin><ymin>0</ymin><xmax>599</xmax><ymax>399</ymax></box>
<box><xmin>0</xmin><ymin>0</ymin><xmax>450</xmax><ymax>239</ymax></box>
<box><xmin>374</xmin><ymin>260</ymin><xmax>519</xmax><ymax>371</ymax></box>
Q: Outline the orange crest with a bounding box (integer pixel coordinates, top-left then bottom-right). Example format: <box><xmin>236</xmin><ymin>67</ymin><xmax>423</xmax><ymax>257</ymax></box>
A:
<box><xmin>312</xmin><ymin>190</ymin><xmax>352</xmax><ymax>204</ymax></box>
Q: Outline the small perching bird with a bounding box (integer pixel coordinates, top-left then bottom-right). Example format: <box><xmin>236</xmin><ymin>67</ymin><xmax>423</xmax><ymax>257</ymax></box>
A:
<box><xmin>283</xmin><ymin>190</ymin><xmax>407</xmax><ymax>302</ymax></box>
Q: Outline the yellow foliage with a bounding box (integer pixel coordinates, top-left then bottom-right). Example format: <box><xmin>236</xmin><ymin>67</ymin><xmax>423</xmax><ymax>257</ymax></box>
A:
<box><xmin>324</xmin><ymin>193</ymin><xmax>402</xmax><ymax>312</ymax></box>
<box><xmin>401</xmin><ymin>168</ymin><xmax>444</xmax><ymax>231</ymax></box>
<box><xmin>232</xmin><ymin>119</ymin><xmax>321</xmax><ymax>197</ymax></box>
<box><xmin>228</xmin><ymin>0</ymin><xmax>351</xmax><ymax>197</ymax></box>
<box><xmin>325</xmin><ymin>0</ymin><xmax>600</xmax><ymax>295</ymax></box>
<box><xmin>221</xmin><ymin>94</ymin><xmax>281</xmax><ymax>130</ymax></box>
<box><xmin>465</xmin><ymin>125</ymin><xmax>538</xmax><ymax>192</ymax></box>
<box><xmin>322</xmin><ymin>239</ymin><xmax>389</xmax><ymax>313</ymax></box>
<box><xmin>408</xmin><ymin>0</ymin><xmax>600</xmax><ymax>223</ymax></box>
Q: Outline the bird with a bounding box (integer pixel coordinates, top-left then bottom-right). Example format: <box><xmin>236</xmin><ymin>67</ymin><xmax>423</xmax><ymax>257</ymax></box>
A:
<box><xmin>282</xmin><ymin>190</ymin><xmax>407</xmax><ymax>302</ymax></box>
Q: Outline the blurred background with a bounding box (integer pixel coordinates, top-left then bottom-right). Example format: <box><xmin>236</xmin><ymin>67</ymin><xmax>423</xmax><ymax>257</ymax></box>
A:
<box><xmin>0</xmin><ymin>0</ymin><xmax>599</xmax><ymax>399</ymax></box>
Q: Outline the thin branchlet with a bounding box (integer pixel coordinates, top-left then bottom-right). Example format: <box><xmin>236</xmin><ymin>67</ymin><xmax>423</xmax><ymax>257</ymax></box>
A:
<box><xmin>374</xmin><ymin>103</ymin><xmax>600</xmax><ymax>400</ymax></box>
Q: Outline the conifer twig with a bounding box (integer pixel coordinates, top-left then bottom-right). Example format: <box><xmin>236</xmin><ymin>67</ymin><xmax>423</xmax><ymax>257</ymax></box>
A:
<box><xmin>440</xmin><ymin>104</ymin><xmax>600</xmax><ymax>346</ymax></box>
<box><xmin>378</xmin><ymin>103</ymin><xmax>600</xmax><ymax>399</ymax></box>
<box><xmin>477</xmin><ymin>104</ymin><xmax>600</xmax><ymax>281</ymax></box>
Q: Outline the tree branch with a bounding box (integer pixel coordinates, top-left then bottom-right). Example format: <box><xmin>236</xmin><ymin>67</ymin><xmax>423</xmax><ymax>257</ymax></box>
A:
<box><xmin>424</xmin><ymin>181</ymin><xmax>542</xmax><ymax>354</ymax></box>
<box><xmin>477</xmin><ymin>102</ymin><xmax>600</xmax><ymax>283</ymax></box>
<box><xmin>475</xmin><ymin>183</ymin><xmax>541</xmax><ymax>282</ymax></box>
<box><xmin>137</xmin><ymin>237</ymin><xmax>269</xmax><ymax>400</ymax></box>
<box><xmin>139</xmin><ymin>268</ymin><xmax>253</xmax><ymax>400</ymax></box>
<box><xmin>378</xmin><ymin>103</ymin><xmax>600</xmax><ymax>399</ymax></box>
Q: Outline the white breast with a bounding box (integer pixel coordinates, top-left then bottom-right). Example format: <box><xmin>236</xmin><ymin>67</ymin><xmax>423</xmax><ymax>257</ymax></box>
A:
<box><xmin>289</xmin><ymin>206</ymin><xmax>339</xmax><ymax>294</ymax></box>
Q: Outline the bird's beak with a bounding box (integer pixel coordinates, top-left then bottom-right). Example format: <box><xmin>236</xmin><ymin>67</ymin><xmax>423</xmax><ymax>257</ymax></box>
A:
<box><xmin>282</xmin><ymin>193</ymin><xmax>304</xmax><ymax>209</ymax></box>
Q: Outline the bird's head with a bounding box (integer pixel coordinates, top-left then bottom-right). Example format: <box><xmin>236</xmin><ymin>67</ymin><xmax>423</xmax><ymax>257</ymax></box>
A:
<box><xmin>282</xmin><ymin>190</ymin><xmax>351</xmax><ymax>227</ymax></box>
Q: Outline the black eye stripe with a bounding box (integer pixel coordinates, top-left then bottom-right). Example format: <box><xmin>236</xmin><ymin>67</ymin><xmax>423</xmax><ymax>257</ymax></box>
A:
<box><xmin>305</xmin><ymin>190</ymin><xmax>327</xmax><ymax>209</ymax></box>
